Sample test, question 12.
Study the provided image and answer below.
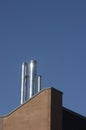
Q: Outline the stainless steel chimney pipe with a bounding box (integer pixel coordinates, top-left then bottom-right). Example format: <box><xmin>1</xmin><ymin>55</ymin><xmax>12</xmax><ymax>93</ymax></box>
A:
<box><xmin>29</xmin><ymin>60</ymin><xmax>37</xmax><ymax>98</ymax></box>
<box><xmin>20</xmin><ymin>60</ymin><xmax>41</xmax><ymax>104</ymax></box>
<box><xmin>21</xmin><ymin>62</ymin><xmax>28</xmax><ymax>104</ymax></box>
<box><xmin>38</xmin><ymin>75</ymin><xmax>41</xmax><ymax>92</ymax></box>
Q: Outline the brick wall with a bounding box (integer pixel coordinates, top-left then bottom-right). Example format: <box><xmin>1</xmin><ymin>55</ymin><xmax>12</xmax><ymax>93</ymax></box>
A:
<box><xmin>1</xmin><ymin>88</ymin><xmax>62</xmax><ymax>130</ymax></box>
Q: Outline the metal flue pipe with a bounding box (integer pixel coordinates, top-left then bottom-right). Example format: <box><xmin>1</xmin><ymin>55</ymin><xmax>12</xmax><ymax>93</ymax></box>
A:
<box><xmin>20</xmin><ymin>60</ymin><xmax>42</xmax><ymax>104</ymax></box>
<box><xmin>38</xmin><ymin>75</ymin><xmax>41</xmax><ymax>92</ymax></box>
<box><xmin>29</xmin><ymin>60</ymin><xmax>37</xmax><ymax>98</ymax></box>
<box><xmin>20</xmin><ymin>62</ymin><xmax>28</xmax><ymax>105</ymax></box>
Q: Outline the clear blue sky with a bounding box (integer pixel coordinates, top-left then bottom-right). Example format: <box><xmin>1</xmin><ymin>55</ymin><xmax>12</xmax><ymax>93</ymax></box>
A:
<box><xmin>0</xmin><ymin>0</ymin><xmax>86</xmax><ymax>116</ymax></box>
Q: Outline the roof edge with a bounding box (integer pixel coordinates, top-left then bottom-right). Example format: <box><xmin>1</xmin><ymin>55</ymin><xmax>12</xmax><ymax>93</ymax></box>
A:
<box><xmin>0</xmin><ymin>87</ymin><xmax>62</xmax><ymax>118</ymax></box>
<box><xmin>63</xmin><ymin>106</ymin><xmax>86</xmax><ymax>120</ymax></box>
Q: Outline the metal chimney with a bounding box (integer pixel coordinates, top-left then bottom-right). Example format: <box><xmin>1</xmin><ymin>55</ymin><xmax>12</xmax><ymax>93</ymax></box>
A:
<box><xmin>29</xmin><ymin>60</ymin><xmax>37</xmax><ymax>98</ymax></box>
<box><xmin>20</xmin><ymin>62</ymin><xmax>28</xmax><ymax>105</ymax></box>
<box><xmin>38</xmin><ymin>75</ymin><xmax>41</xmax><ymax>92</ymax></box>
<box><xmin>20</xmin><ymin>60</ymin><xmax>41</xmax><ymax>104</ymax></box>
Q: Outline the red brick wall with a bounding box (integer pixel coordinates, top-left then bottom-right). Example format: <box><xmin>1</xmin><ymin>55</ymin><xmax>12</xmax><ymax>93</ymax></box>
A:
<box><xmin>2</xmin><ymin>88</ymin><xmax>62</xmax><ymax>130</ymax></box>
<box><xmin>0</xmin><ymin>118</ymin><xmax>2</xmax><ymax>130</ymax></box>
<box><xmin>51</xmin><ymin>88</ymin><xmax>62</xmax><ymax>130</ymax></box>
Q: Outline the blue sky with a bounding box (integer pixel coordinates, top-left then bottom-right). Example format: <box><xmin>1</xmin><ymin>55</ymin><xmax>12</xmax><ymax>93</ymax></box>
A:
<box><xmin>0</xmin><ymin>0</ymin><xmax>86</xmax><ymax>116</ymax></box>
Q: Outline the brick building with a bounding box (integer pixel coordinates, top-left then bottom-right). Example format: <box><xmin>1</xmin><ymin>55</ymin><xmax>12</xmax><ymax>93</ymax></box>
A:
<box><xmin>0</xmin><ymin>87</ymin><xmax>86</xmax><ymax>130</ymax></box>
